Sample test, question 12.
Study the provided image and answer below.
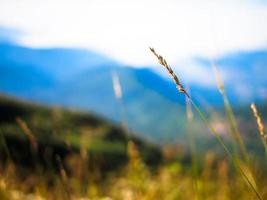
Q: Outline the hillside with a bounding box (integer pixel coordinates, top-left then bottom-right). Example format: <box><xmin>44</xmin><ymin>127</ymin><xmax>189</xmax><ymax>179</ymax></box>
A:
<box><xmin>0</xmin><ymin>95</ymin><xmax>162</xmax><ymax>171</ymax></box>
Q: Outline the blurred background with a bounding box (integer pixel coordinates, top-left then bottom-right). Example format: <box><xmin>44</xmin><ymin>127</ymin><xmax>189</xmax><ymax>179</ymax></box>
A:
<box><xmin>0</xmin><ymin>0</ymin><xmax>267</xmax><ymax>199</ymax></box>
<box><xmin>1</xmin><ymin>0</ymin><xmax>266</xmax><ymax>142</ymax></box>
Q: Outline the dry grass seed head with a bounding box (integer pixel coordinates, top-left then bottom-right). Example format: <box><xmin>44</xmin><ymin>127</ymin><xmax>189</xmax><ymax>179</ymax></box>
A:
<box><xmin>211</xmin><ymin>62</ymin><xmax>225</xmax><ymax>94</ymax></box>
<box><xmin>16</xmin><ymin>117</ymin><xmax>38</xmax><ymax>150</ymax></box>
<box><xmin>112</xmin><ymin>72</ymin><xmax>123</xmax><ymax>99</ymax></box>
<box><xmin>251</xmin><ymin>103</ymin><xmax>266</xmax><ymax>141</ymax></box>
<box><xmin>149</xmin><ymin>47</ymin><xmax>189</xmax><ymax>97</ymax></box>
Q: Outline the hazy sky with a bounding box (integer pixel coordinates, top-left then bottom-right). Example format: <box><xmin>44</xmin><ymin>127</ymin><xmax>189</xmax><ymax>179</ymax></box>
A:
<box><xmin>1</xmin><ymin>0</ymin><xmax>267</xmax><ymax>66</ymax></box>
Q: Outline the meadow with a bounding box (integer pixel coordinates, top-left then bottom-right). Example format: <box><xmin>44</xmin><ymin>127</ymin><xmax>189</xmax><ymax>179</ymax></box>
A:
<box><xmin>0</xmin><ymin>49</ymin><xmax>267</xmax><ymax>200</ymax></box>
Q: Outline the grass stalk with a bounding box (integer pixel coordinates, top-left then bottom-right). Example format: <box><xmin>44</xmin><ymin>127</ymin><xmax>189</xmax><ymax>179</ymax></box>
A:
<box><xmin>150</xmin><ymin>47</ymin><xmax>263</xmax><ymax>200</ymax></box>
<box><xmin>212</xmin><ymin>63</ymin><xmax>249</xmax><ymax>162</ymax></box>
<box><xmin>112</xmin><ymin>71</ymin><xmax>130</xmax><ymax>141</ymax></box>
<box><xmin>16</xmin><ymin>117</ymin><xmax>38</xmax><ymax>152</ymax></box>
<box><xmin>212</xmin><ymin>62</ymin><xmax>260</xmax><ymax>195</ymax></box>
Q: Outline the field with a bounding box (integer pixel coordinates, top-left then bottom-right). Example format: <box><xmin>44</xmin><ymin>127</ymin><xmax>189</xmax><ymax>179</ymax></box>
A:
<box><xmin>0</xmin><ymin>51</ymin><xmax>267</xmax><ymax>200</ymax></box>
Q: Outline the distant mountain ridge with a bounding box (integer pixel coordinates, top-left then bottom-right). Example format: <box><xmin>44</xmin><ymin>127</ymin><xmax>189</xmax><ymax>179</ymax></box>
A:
<box><xmin>0</xmin><ymin>41</ymin><xmax>266</xmax><ymax>141</ymax></box>
<box><xmin>191</xmin><ymin>50</ymin><xmax>267</xmax><ymax>104</ymax></box>
<box><xmin>0</xmin><ymin>42</ymin><xmax>118</xmax><ymax>79</ymax></box>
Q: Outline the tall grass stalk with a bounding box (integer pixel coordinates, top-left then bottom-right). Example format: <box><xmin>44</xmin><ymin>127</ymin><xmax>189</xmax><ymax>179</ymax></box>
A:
<box><xmin>211</xmin><ymin>62</ymin><xmax>249</xmax><ymax>163</ymax></box>
<box><xmin>149</xmin><ymin>47</ymin><xmax>263</xmax><ymax>200</ymax></box>
<box><xmin>16</xmin><ymin>117</ymin><xmax>38</xmax><ymax>152</ymax></box>
<box><xmin>112</xmin><ymin>71</ymin><xmax>130</xmax><ymax>139</ymax></box>
<box><xmin>211</xmin><ymin>61</ymin><xmax>260</xmax><ymax>195</ymax></box>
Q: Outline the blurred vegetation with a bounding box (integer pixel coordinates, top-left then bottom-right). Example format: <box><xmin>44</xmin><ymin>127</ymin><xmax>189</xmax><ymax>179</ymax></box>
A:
<box><xmin>0</xmin><ymin>95</ymin><xmax>267</xmax><ymax>199</ymax></box>
<box><xmin>0</xmin><ymin>95</ymin><xmax>161</xmax><ymax>171</ymax></box>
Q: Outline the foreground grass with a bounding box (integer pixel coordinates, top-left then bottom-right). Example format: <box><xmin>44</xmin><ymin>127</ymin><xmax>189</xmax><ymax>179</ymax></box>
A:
<box><xmin>0</xmin><ymin>143</ymin><xmax>267</xmax><ymax>200</ymax></box>
<box><xmin>0</xmin><ymin>96</ymin><xmax>267</xmax><ymax>199</ymax></box>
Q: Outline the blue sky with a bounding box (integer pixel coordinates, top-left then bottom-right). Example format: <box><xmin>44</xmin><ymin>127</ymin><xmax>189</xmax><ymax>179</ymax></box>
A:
<box><xmin>1</xmin><ymin>0</ymin><xmax>267</xmax><ymax>67</ymax></box>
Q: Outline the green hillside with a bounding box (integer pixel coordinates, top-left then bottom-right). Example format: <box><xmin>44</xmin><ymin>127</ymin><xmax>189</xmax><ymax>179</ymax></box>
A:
<box><xmin>0</xmin><ymin>95</ymin><xmax>162</xmax><ymax>172</ymax></box>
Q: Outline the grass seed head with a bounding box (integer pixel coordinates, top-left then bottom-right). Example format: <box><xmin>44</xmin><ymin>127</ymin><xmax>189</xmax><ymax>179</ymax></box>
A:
<box><xmin>149</xmin><ymin>47</ymin><xmax>189</xmax><ymax>98</ymax></box>
<box><xmin>211</xmin><ymin>62</ymin><xmax>225</xmax><ymax>94</ymax></box>
<box><xmin>112</xmin><ymin>72</ymin><xmax>123</xmax><ymax>99</ymax></box>
<box><xmin>251</xmin><ymin>103</ymin><xmax>266</xmax><ymax>141</ymax></box>
<box><xmin>16</xmin><ymin>117</ymin><xmax>38</xmax><ymax>150</ymax></box>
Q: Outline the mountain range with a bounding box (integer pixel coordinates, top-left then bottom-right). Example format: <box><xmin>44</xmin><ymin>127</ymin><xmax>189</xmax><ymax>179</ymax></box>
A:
<box><xmin>0</xmin><ymin>41</ymin><xmax>266</xmax><ymax>141</ymax></box>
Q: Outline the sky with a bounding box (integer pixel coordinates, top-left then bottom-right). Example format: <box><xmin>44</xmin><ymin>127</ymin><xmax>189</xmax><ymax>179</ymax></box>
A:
<box><xmin>0</xmin><ymin>0</ymin><xmax>267</xmax><ymax>66</ymax></box>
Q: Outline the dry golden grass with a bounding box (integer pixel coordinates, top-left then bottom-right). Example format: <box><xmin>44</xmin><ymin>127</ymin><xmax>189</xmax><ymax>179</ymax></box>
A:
<box><xmin>251</xmin><ymin>103</ymin><xmax>266</xmax><ymax>140</ymax></box>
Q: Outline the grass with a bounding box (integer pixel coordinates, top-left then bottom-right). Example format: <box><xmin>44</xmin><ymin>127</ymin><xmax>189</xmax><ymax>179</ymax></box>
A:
<box><xmin>0</xmin><ymin>48</ymin><xmax>267</xmax><ymax>199</ymax></box>
<box><xmin>149</xmin><ymin>48</ymin><xmax>265</xmax><ymax>199</ymax></box>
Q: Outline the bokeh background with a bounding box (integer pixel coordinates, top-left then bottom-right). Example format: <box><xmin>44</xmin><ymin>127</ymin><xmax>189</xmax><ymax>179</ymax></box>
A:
<box><xmin>1</xmin><ymin>0</ymin><xmax>267</xmax><ymax>142</ymax></box>
<box><xmin>0</xmin><ymin>1</ymin><xmax>267</xmax><ymax>199</ymax></box>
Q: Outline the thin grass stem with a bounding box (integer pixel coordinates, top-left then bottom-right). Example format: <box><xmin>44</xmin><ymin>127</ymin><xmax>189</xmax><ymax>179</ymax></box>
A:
<box><xmin>186</xmin><ymin>96</ymin><xmax>201</xmax><ymax>200</ymax></box>
<box><xmin>189</xmin><ymin>99</ymin><xmax>263</xmax><ymax>200</ymax></box>
<box><xmin>211</xmin><ymin>61</ymin><xmax>249</xmax><ymax>162</ymax></box>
